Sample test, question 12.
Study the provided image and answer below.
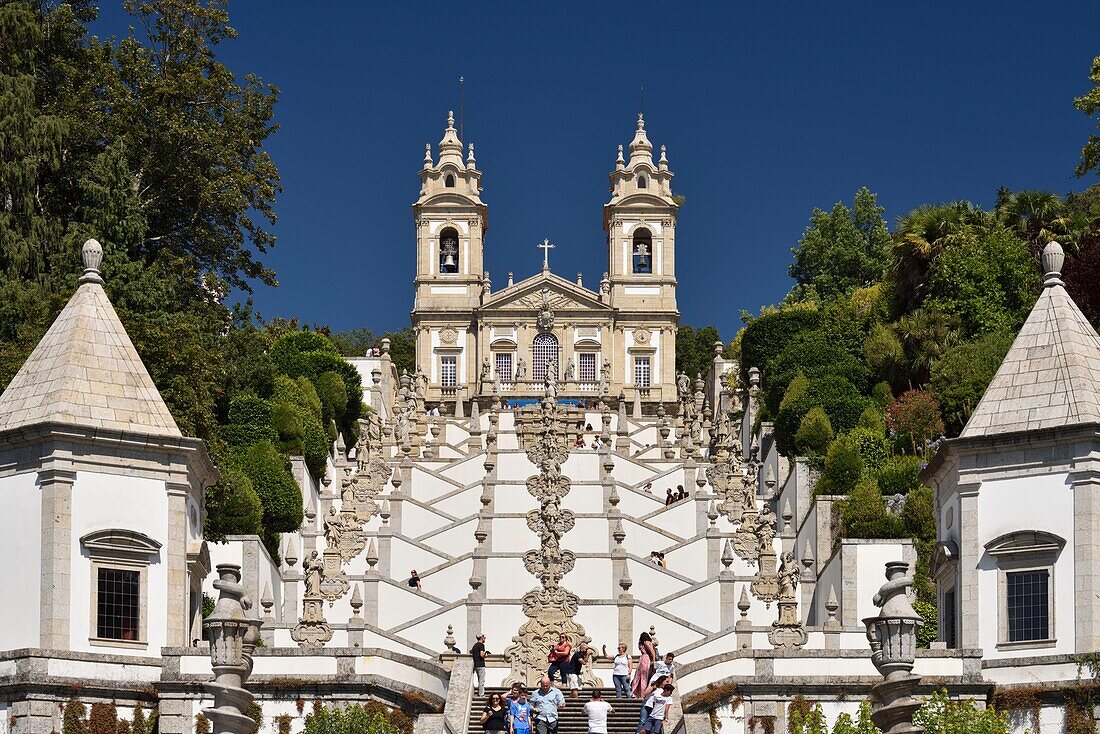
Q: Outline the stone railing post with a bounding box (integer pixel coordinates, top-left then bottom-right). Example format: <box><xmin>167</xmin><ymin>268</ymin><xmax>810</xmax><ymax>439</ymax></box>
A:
<box><xmin>204</xmin><ymin>564</ymin><xmax>262</xmax><ymax>734</ymax></box>
<box><xmin>864</xmin><ymin>561</ymin><xmax>924</xmax><ymax>734</ymax></box>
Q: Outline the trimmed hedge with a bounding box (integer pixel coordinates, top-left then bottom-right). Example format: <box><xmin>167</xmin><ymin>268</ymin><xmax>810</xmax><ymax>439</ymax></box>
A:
<box><xmin>848</xmin><ymin>427</ymin><xmax>888</xmax><ymax>472</ymax></box>
<box><xmin>270</xmin><ymin>330</ymin><xmax>363</xmax><ymax>442</ymax></box>
<box><xmin>840</xmin><ymin>476</ymin><xmax>906</xmax><ymax>539</ymax></box>
<box><xmin>763</xmin><ymin>330</ymin><xmax>870</xmax><ymax>414</ymax></box>
<box><xmin>219</xmin><ymin>393</ymin><xmax>277</xmax><ymax>448</ymax></box>
<box><xmin>774</xmin><ymin>374</ymin><xmax>868</xmax><ymax>456</ymax></box>
<box><xmin>739</xmin><ymin>309</ymin><xmax>821</xmax><ymax>385</ymax></box>
<box><xmin>272</xmin><ymin>376</ymin><xmax>329</xmax><ymax>479</ymax></box>
<box><xmin>204</xmin><ymin>467</ymin><xmax>263</xmax><ymax>540</ymax></box>
<box><xmin>815</xmin><ymin>434</ymin><xmax>863</xmax><ymax>495</ymax></box>
<box><xmin>794</xmin><ymin>407</ymin><xmax>833</xmax><ymax>456</ymax></box>
<box><xmin>231</xmin><ymin>440</ymin><xmax>304</xmax><ymax>534</ymax></box>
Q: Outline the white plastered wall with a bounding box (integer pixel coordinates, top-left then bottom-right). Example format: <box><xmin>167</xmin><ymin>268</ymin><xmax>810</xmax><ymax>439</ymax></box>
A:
<box><xmin>0</xmin><ymin>473</ymin><xmax>42</xmax><ymax>649</ymax></box>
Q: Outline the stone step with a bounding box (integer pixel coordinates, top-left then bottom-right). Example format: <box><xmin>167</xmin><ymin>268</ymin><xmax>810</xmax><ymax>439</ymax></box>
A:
<box><xmin>469</xmin><ymin>688</ymin><xmax>647</xmax><ymax>733</ymax></box>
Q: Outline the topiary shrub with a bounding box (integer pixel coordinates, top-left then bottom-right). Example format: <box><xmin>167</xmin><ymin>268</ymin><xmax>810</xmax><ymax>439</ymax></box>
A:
<box><xmin>231</xmin><ymin>440</ymin><xmax>304</xmax><ymax>537</ymax></box>
<box><xmin>63</xmin><ymin>700</ymin><xmax>87</xmax><ymax>734</ymax></box>
<box><xmin>774</xmin><ymin>375</ymin><xmax>868</xmax><ymax>456</ymax></box>
<box><xmin>848</xmin><ymin>427</ymin><xmax>888</xmax><ymax>472</ymax></box>
<box><xmin>887</xmin><ymin>390</ymin><xmax>946</xmax><ymax>454</ymax></box>
<box><xmin>815</xmin><ymin>435</ymin><xmax>863</xmax><ymax>495</ymax></box>
<box><xmin>877</xmin><ymin>455</ymin><xmax>923</xmax><ymax>496</ymax></box>
<box><xmin>270</xmin><ymin>330</ymin><xmax>364</xmax><ymax>443</ymax></box>
<box><xmin>739</xmin><ymin>309</ymin><xmax>821</xmax><ymax>385</ymax></box>
<box><xmin>204</xmin><ymin>467</ymin><xmax>263</xmax><ymax>540</ymax></box>
<box><xmin>763</xmin><ymin>330</ymin><xmax>870</xmax><ymax>414</ymax></box>
<box><xmin>129</xmin><ymin>704</ymin><xmax>149</xmax><ymax>734</ymax></box>
<box><xmin>87</xmin><ymin>703</ymin><xmax>117</xmax><ymax>734</ymax></box>
<box><xmin>871</xmin><ymin>381</ymin><xmax>894</xmax><ymax>411</ymax></box>
<box><xmin>794</xmin><ymin>407</ymin><xmax>833</xmax><ymax>456</ymax></box>
<box><xmin>779</xmin><ymin>372</ymin><xmax>810</xmax><ymax>412</ymax></box>
<box><xmin>840</xmin><ymin>476</ymin><xmax>906</xmax><ymax>539</ymax></box>
<box><xmin>272</xmin><ymin>376</ymin><xmax>329</xmax><ymax>479</ymax></box>
<box><xmin>856</xmin><ymin>405</ymin><xmax>885</xmax><ymax>434</ymax></box>
<box><xmin>270</xmin><ymin>330</ymin><xmax>338</xmax><ymax>374</ymax></box>
<box><xmin>219</xmin><ymin>393</ymin><xmax>277</xmax><ymax>448</ymax></box>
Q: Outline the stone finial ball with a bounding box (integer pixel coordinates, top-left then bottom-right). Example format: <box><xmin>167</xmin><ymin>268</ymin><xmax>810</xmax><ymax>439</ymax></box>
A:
<box><xmin>82</xmin><ymin>238</ymin><xmax>103</xmax><ymax>272</ymax></box>
<box><xmin>1041</xmin><ymin>240</ymin><xmax>1065</xmax><ymax>278</ymax></box>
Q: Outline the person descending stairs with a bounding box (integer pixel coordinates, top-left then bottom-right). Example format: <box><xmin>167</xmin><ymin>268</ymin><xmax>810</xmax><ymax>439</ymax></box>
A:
<box><xmin>470</xmin><ymin>688</ymin><xmax>646</xmax><ymax>734</ymax></box>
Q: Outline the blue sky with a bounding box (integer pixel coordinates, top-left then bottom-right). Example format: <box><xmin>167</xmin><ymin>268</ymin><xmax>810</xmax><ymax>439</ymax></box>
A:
<box><xmin>92</xmin><ymin>1</ymin><xmax>1100</xmax><ymax>340</ymax></box>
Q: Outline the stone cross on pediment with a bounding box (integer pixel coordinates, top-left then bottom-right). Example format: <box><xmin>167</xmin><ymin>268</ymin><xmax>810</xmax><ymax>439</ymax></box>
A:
<box><xmin>538</xmin><ymin>238</ymin><xmax>555</xmax><ymax>271</ymax></box>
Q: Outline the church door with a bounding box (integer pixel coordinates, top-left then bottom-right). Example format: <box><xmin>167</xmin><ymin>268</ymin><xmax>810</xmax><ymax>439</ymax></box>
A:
<box><xmin>531</xmin><ymin>333</ymin><xmax>559</xmax><ymax>383</ymax></box>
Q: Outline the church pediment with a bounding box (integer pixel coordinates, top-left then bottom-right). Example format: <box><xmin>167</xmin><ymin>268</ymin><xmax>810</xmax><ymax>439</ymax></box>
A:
<box><xmin>481</xmin><ymin>272</ymin><xmax>610</xmax><ymax>314</ymax></box>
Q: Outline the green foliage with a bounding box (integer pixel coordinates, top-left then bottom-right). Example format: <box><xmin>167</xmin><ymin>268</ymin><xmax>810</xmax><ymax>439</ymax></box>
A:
<box><xmin>788</xmin><ymin>188</ymin><xmax>892</xmax><ymax>303</ymax></box>
<box><xmin>914</xmin><ymin>689</ymin><xmax>1008</xmax><ymax>734</ymax></box>
<box><xmin>794</xmin><ymin>407</ymin><xmax>833</xmax><ymax>456</ymax></box>
<box><xmin>914</xmin><ymin>598</ymin><xmax>939</xmax><ymax>649</ymax></box>
<box><xmin>276</xmin><ymin>714</ymin><xmax>293</xmax><ymax>734</ymax></box>
<box><xmin>1074</xmin><ymin>55</ymin><xmax>1100</xmax><ymax>179</ymax></box>
<box><xmin>301</xmin><ymin>703</ymin><xmax>408</xmax><ymax>734</ymax></box>
<box><xmin>739</xmin><ymin>309</ymin><xmax>821</xmax><ymax>384</ymax></box>
<box><xmin>676</xmin><ymin>324</ymin><xmax>723</xmax><ymax>381</ymax></box>
<box><xmin>929</xmin><ymin>331</ymin><xmax>1014</xmax><ymax>436</ymax></box>
<box><xmin>219</xmin><ymin>393</ymin><xmax>277</xmax><ymax>448</ymax></box>
<box><xmin>63</xmin><ymin>700</ymin><xmax>88</xmax><ymax>734</ymax></box>
<box><xmin>775</xmin><ymin>375</ymin><xmax>868</xmax><ymax>457</ymax></box>
<box><xmin>272</xmin><ymin>402</ymin><xmax>305</xmax><ymax>452</ymax></box>
<box><xmin>763</xmin><ymin>330</ymin><xmax>870</xmax><ymax>415</ymax></box>
<box><xmin>903</xmin><ymin>485</ymin><xmax>936</xmax><ymax>540</ymax></box>
<box><xmin>848</xmin><ymin>427</ymin><xmax>889</xmax><ymax>472</ymax></box>
<box><xmin>270</xmin><ymin>331</ymin><xmax>362</xmax><ymax>442</ymax></box>
<box><xmin>202</xmin><ymin>593</ymin><xmax>215</xmax><ymax>618</ymax></box>
<box><xmin>887</xmin><ymin>390</ymin><xmax>946</xmax><ymax>454</ymax></box>
<box><xmin>779</xmin><ymin>372</ymin><xmax>810</xmax><ymax>413</ymax></box>
<box><xmin>841</xmin><ymin>476</ymin><xmax>906</xmax><ymax>539</ymax></box>
<box><xmin>231</xmin><ymin>440</ymin><xmax>303</xmax><ymax>550</ymax></box>
<box><xmin>871</xmin><ymin>382</ymin><xmax>894</xmax><ymax>411</ymax></box>
<box><xmin>816</xmin><ymin>435</ymin><xmax>864</xmax><ymax>496</ymax></box>
<box><xmin>864</xmin><ymin>322</ymin><xmax>905</xmax><ymax>387</ymax></box>
<box><xmin>856</xmin><ymin>406</ymin><xmax>885</xmax><ymax>434</ymax></box>
<box><xmin>923</xmin><ymin>227</ymin><xmax>1038</xmax><ymax>339</ymax></box>
<box><xmin>194</xmin><ymin>713</ymin><xmax>211</xmax><ymax>734</ymax></box>
<box><xmin>245</xmin><ymin>702</ymin><xmax>262</xmax><ymax>734</ymax></box>
<box><xmin>789</xmin><ymin>701</ymin><xmax>877</xmax><ymax>734</ymax></box>
<box><xmin>318</xmin><ymin>371</ymin><xmax>348</xmax><ymax>422</ymax></box>
<box><xmin>876</xmin><ymin>455</ymin><xmax>923</xmax><ymax>496</ymax></box>
<box><xmin>130</xmin><ymin>704</ymin><xmax>150</xmax><ymax>734</ymax></box>
<box><xmin>204</xmin><ymin>467</ymin><xmax>263</xmax><ymax>540</ymax></box>
<box><xmin>272</xmin><ymin>376</ymin><xmax>329</xmax><ymax>478</ymax></box>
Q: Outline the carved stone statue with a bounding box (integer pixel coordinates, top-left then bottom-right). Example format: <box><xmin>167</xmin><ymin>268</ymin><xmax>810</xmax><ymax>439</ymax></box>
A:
<box><xmin>414</xmin><ymin>367</ymin><xmax>428</xmax><ymax>403</ymax></box>
<box><xmin>545</xmin><ymin>367</ymin><xmax>558</xmax><ymax>401</ymax></box>
<box><xmin>303</xmin><ymin>550</ymin><xmax>324</xmax><ymax>598</ymax></box>
<box><xmin>515</xmin><ymin>357</ymin><xmax>528</xmax><ymax>381</ymax></box>
<box><xmin>755</xmin><ymin>504</ymin><xmax>777</xmax><ymax>553</ymax></box>
<box><xmin>778</xmin><ymin>552</ymin><xmax>799</xmax><ymax>600</ymax></box>
<box><xmin>564</xmin><ymin>358</ymin><xmax>575</xmax><ymax>381</ymax></box>
<box><xmin>394</xmin><ymin>407</ymin><xmax>411</xmax><ymax>445</ymax></box>
<box><xmin>323</xmin><ymin>506</ymin><xmax>345</xmax><ymax>549</ymax></box>
<box><xmin>537</xmin><ymin>288</ymin><xmax>555</xmax><ymax>331</ymax></box>
<box><xmin>481</xmin><ymin>357</ymin><xmax>492</xmax><ymax>381</ymax></box>
<box><xmin>601</xmin><ymin>359</ymin><xmax>612</xmax><ymax>383</ymax></box>
<box><xmin>677</xmin><ymin>371</ymin><xmax>691</xmax><ymax>401</ymax></box>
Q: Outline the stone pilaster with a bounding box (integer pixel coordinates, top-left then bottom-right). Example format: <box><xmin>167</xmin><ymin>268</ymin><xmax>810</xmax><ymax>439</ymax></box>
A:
<box><xmin>38</xmin><ymin>468</ymin><xmax>75</xmax><ymax>650</ymax></box>
<box><xmin>166</xmin><ymin>482</ymin><xmax>189</xmax><ymax>647</ymax></box>
<box><xmin>957</xmin><ymin>486</ymin><xmax>982</xmax><ymax>650</ymax></box>
<box><xmin>1073</xmin><ymin>466</ymin><xmax>1100</xmax><ymax>650</ymax></box>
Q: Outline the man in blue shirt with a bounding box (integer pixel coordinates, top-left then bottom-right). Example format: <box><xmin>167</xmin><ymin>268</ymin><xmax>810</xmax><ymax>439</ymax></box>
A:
<box><xmin>529</xmin><ymin>676</ymin><xmax>566</xmax><ymax>734</ymax></box>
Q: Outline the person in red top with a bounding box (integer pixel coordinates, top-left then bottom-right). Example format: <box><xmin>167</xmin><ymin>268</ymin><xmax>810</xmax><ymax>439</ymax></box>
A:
<box><xmin>546</xmin><ymin>633</ymin><xmax>573</xmax><ymax>683</ymax></box>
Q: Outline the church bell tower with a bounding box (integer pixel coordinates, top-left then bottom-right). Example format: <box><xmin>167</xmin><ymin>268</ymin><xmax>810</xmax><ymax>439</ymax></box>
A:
<box><xmin>603</xmin><ymin>115</ymin><xmax>680</xmax><ymax>401</ymax></box>
<box><xmin>411</xmin><ymin>111</ymin><xmax>487</xmax><ymax>403</ymax></box>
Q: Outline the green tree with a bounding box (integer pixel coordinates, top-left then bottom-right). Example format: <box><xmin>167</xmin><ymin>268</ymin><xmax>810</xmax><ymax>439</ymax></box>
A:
<box><xmin>886</xmin><ymin>390</ymin><xmax>945</xmax><ymax>454</ymax></box>
<box><xmin>914</xmin><ymin>689</ymin><xmax>1008</xmax><ymax>734</ymax></box>
<box><xmin>788</xmin><ymin>188</ymin><xmax>891</xmax><ymax>303</ymax></box>
<box><xmin>385</xmin><ymin>327</ymin><xmax>417</xmax><ymax>376</ymax></box>
<box><xmin>929</xmin><ymin>331</ymin><xmax>1014</xmax><ymax>435</ymax></box>
<box><xmin>774</xmin><ymin>375</ymin><xmax>868</xmax><ymax>456</ymax></box>
<box><xmin>840</xmin><ymin>475</ymin><xmax>905</xmax><ymax>539</ymax></box>
<box><xmin>230</xmin><ymin>440</ymin><xmax>303</xmax><ymax>556</ymax></box>
<box><xmin>1074</xmin><ymin>54</ymin><xmax>1100</xmax><ymax>180</ymax></box>
<box><xmin>816</xmin><ymin>435</ymin><xmax>864</xmax><ymax>496</ymax></box>
<box><xmin>738</xmin><ymin>308</ymin><xmax>820</xmax><ymax>385</ymax></box>
<box><xmin>763</xmin><ymin>330</ymin><xmax>869</xmax><ymax>414</ymax></box>
<box><xmin>63</xmin><ymin>699</ymin><xmax>88</xmax><ymax>734</ymax></box>
<box><xmin>302</xmin><ymin>703</ymin><xmax>407</xmax><ymax>734</ymax></box>
<box><xmin>676</xmin><ymin>324</ymin><xmax>722</xmax><ymax>382</ymax></box>
<box><xmin>794</xmin><ymin>407</ymin><xmax>833</xmax><ymax>456</ymax></box>
<box><xmin>203</xmin><ymin>467</ymin><xmax>263</xmax><ymax>540</ymax></box>
<box><xmin>876</xmin><ymin>455</ymin><xmax>923</xmax><ymax>496</ymax></box>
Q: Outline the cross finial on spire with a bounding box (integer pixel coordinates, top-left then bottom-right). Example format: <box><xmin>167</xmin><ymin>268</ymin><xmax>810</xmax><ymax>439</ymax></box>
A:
<box><xmin>537</xmin><ymin>238</ymin><xmax>556</xmax><ymax>271</ymax></box>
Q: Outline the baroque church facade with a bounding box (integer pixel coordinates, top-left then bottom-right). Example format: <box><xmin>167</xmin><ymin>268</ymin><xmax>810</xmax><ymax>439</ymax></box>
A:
<box><xmin>412</xmin><ymin>112</ymin><xmax>679</xmax><ymax>407</ymax></box>
<box><xmin>0</xmin><ymin>115</ymin><xmax>1098</xmax><ymax>734</ymax></box>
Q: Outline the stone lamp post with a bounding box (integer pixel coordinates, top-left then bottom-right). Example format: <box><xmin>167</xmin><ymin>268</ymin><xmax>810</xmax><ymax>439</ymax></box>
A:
<box><xmin>204</xmin><ymin>564</ymin><xmax>263</xmax><ymax>734</ymax></box>
<box><xmin>863</xmin><ymin>561</ymin><xmax>924</xmax><ymax>734</ymax></box>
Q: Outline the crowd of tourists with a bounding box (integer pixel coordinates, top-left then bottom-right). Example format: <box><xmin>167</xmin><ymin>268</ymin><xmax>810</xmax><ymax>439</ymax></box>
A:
<box><xmin>475</xmin><ymin>631</ymin><xmax>677</xmax><ymax>734</ymax></box>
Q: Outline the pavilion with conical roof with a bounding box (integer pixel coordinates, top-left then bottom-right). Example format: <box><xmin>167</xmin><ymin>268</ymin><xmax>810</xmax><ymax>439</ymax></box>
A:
<box><xmin>922</xmin><ymin>241</ymin><xmax>1100</xmax><ymax>669</ymax></box>
<box><xmin>0</xmin><ymin>239</ymin><xmax>216</xmax><ymax>684</ymax></box>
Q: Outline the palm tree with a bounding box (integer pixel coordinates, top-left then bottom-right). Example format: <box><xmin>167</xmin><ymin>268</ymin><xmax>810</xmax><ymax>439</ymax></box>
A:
<box><xmin>892</xmin><ymin>308</ymin><xmax>960</xmax><ymax>388</ymax></box>
<box><xmin>995</xmin><ymin>189</ymin><xmax>1065</xmax><ymax>251</ymax></box>
<box><xmin>890</xmin><ymin>202</ymin><xmax>989</xmax><ymax>313</ymax></box>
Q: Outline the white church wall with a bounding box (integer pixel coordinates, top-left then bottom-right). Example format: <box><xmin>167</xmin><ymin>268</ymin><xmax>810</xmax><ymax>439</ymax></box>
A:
<box><xmin>573</xmin><ymin>604</ymin><xmax>618</xmax><ymax>653</ymax></box>
<box><xmin>431</xmin><ymin>486</ymin><xmax>482</xmax><ymax>519</ymax></box>
<box><xmin>494</xmin><ymin>484</ymin><xmax>540</xmax><ymax>514</ymax></box>
<box><xmin>399</xmin><ymin>604</ymin><xmax>466</xmax><ymax>645</ymax></box>
<box><xmin>568</xmin><ymin>557</ymin><xmax>613</xmax><ymax>598</ymax></box>
<box><xmin>419</xmin><ymin>557</ymin><xmax>473</xmax><ymax>603</ymax></box>
<box><xmin>647</xmin><ymin>500</ymin><xmax>696</xmax><ymax>539</ymax></box>
<box><xmin>46</xmin><ymin>657</ymin><xmax>161</xmax><ymax>682</ymax></box>
<box><xmin>480</xmin><ymin>603</ymin><xmax>526</xmax><ymax>643</ymax></box>
<box><xmin>408</xmin><ymin>467</ymin><xmax>458</xmax><ymax>503</ymax></box>
<box><xmin>440</xmin><ymin>454</ymin><xmax>489</xmax><ymax>485</ymax></box>
<box><xmin>422</xmin><ymin>519</ymin><xmax>479</xmax><ymax>558</ymax></box>
<box><xmin>632</xmin><ymin>607</ymin><xmax>704</xmax><ymax>653</ymax></box>
<box><xmin>853</xmin><ymin>542</ymin><xmax>907</xmax><ymax>625</ymax></box>
<box><xmin>378</xmin><ymin>582</ymin><xmax>439</xmax><ymax>629</ymax></box>
<box><xmin>490</xmin><ymin>518</ymin><xmax>535</xmax><ymax>553</ymax></box>
<box><xmin>566</xmin><ymin>519</ymin><xmax>609</xmax><ymax>553</ymax></box>
<box><xmin>402</xmin><ymin>501</ymin><xmax>452</xmax><ymax>537</ymax></box>
<box><xmin>662</xmin><ymin>537</ymin><xmax>707</xmax><ymax>581</ymax></box>
<box><xmin>362</xmin><ymin>628</ymin><xmax>432</xmax><ymax>659</ymax></box>
<box><xmin>626</xmin><ymin>558</ymin><xmax>690</xmax><ymax>603</ymax></box>
<box><xmin>977</xmin><ymin>471</ymin><xmax>1075</xmax><ymax>659</ymax></box>
<box><xmin>621</xmin><ymin>518</ymin><xmax>680</xmax><ymax>557</ymax></box>
<box><xmin>614</xmin><ymin>487</ymin><xmax>665</xmax><ymax>518</ymax></box>
<box><xmin>657</xmin><ymin>581</ymin><xmax>720</xmax><ymax>632</ymax></box>
<box><xmin>0</xmin><ymin>472</ymin><xmax>41</xmax><ymax>650</ymax></box>
<box><xmin>485</xmin><ymin>557</ymin><xmax>528</xmax><ymax>597</ymax></box>
<box><xmin>70</xmin><ymin>471</ymin><xmax>168</xmax><ymax>657</ymax></box>
<box><xmin>355</xmin><ymin>656</ymin><xmax>448</xmax><ymax>697</ymax></box>
<box><xmin>561</xmin><ymin>483</ymin><xmax>604</xmax><ymax>514</ymax></box>
<box><xmin>390</xmin><ymin>537</ymin><xmax>449</xmax><ymax>577</ymax></box>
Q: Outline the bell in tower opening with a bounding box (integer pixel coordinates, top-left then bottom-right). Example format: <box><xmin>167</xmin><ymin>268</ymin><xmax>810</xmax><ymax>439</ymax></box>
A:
<box><xmin>439</xmin><ymin>227</ymin><xmax>459</xmax><ymax>273</ymax></box>
<box><xmin>632</xmin><ymin>228</ymin><xmax>653</xmax><ymax>274</ymax></box>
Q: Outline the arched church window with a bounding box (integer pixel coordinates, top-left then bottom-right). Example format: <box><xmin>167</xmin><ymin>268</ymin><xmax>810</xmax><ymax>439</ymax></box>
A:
<box><xmin>638</xmin><ymin>175</ymin><xmax>648</xmax><ymax>189</ymax></box>
<box><xmin>445</xmin><ymin>174</ymin><xmax>455</xmax><ymax>188</ymax></box>
<box><xmin>439</xmin><ymin>228</ymin><xmax>459</xmax><ymax>273</ymax></box>
<box><xmin>531</xmin><ymin>333</ymin><xmax>559</xmax><ymax>384</ymax></box>
<box><xmin>633</xmin><ymin>228</ymin><xmax>653</xmax><ymax>274</ymax></box>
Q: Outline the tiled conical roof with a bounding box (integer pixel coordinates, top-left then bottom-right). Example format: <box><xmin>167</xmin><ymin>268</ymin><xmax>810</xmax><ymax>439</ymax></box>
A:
<box><xmin>960</xmin><ymin>241</ymin><xmax>1100</xmax><ymax>438</ymax></box>
<box><xmin>0</xmin><ymin>240</ymin><xmax>181</xmax><ymax>437</ymax></box>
